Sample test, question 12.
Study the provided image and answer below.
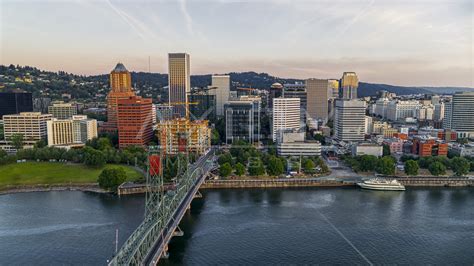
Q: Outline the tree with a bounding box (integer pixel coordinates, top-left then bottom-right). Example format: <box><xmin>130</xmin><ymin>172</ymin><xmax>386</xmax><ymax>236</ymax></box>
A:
<box><xmin>382</xmin><ymin>144</ymin><xmax>391</xmax><ymax>156</ymax></box>
<box><xmin>404</xmin><ymin>160</ymin><xmax>419</xmax><ymax>176</ymax></box>
<box><xmin>359</xmin><ymin>155</ymin><xmax>378</xmax><ymax>172</ymax></box>
<box><xmin>303</xmin><ymin>159</ymin><xmax>316</xmax><ymax>173</ymax></box>
<box><xmin>235</xmin><ymin>162</ymin><xmax>245</xmax><ymax>176</ymax></box>
<box><xmin>9</xmin><ymin>134</ymin><xmax>24</xmax><ymax>150</ymax></box>
<box><xmin>248</xmin><ymin>158</ymin><xmax>265</xmax><ymax>176</ymax></box>
<box><xmin>211</xmin><ymin>128</ymin><xmax>220</xmax><ymax>145</ymax></box>
<box><xmin>83</xmin><ymin>147</ymin><xmax>106</xmax><ymax>168</ymax></box>
<box><xmin>267</xmin><ymin>156</ymin><xmax>285</xmax><ymax>176</ymax></box>
<box><xmin>219</xmin><ymin>162</ymin><xmax>232</xmax><ymax>177</ymax></box>
<box><xmin>97</xmin><ymin>137</ymin><xmax>112</xmax><ymax>150</ymax></box>
<box><xmin>376</xmin><ymin>156</ymin><xmax>395</xmax><ymax>175</ymax></box>
<box><xmin>34</xmin><ymin>139</ymin><xmax>47</xmax><ymax>149</ymax></box>
<box><xmin>218</xmin><ymin>153</ymin><xmax>232</xmax><ymax>166</ymax></box>
<box><xmin>98</xmin><ymin>167</ymin><xmax>127</xmax><ymax>192</ymax></box>
<box><xmin>429</xmin><ymin>161</ymin><xmax>446</xmax><ymax>176</ymax></box>
<box><xmin>450</xmin><ymin>157</ymin><xmax>470</xmax><ymax>176</ymax></box>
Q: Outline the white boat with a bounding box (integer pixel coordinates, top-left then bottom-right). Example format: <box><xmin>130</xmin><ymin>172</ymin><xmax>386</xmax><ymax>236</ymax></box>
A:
<box><xmin>357</xmin><ymin>178</ymin><xmax>405</xmax><ymax>191</ymax></box>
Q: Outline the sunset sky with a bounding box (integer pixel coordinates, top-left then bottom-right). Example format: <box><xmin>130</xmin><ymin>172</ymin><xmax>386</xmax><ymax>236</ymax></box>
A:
<box><xmin>1</xmin><ymin>0</ymin><xmax>473</xmax><ymax>87</ymax></box>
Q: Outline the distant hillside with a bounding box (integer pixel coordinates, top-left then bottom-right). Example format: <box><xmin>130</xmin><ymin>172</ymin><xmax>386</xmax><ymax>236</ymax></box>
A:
<box><xmin>1</xmin><ymin>65</ymin><xmax>472</xmax><ymax>101</ymax></box>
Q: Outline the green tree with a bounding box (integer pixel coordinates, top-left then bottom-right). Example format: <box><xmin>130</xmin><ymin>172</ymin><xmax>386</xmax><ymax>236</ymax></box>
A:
<box><xmin>359</xmin><ymin>155</ymin><xmax>378</xmax><ymax>172</ymax></box>
<box><xmin>450</xmin><ymin>157</ymin><xmax>470</xmax><ymax>176</ymax></box>
<box><xmin>34</xmin><ymin>139</ymin><xmax>47</xmax><ymax>149</ymax></box>
<box><xmin>382</xmin><ymin>144</ymin><xmax>391</xmax><ymax>156</ymax></box>
<box><xmin>219</xmin><ymin>162</ymin><xmax>232</xmax><ymax>177</ymax></box>
<box><xmin>211</xmin><ymin>128</ymin><xmax>220</xmax><ymax>145</ymax></box>
<box><xmin>235</xmin><ymin>162</ymin><xmax>245</xmax><ymax>176</ymax></box>
<box><xmin>404</xmin><ymin>160</ymin><xmax>419</xmax><ymax>176</ymax></box>
<box><xmin>248</xmin><ymin>158</ymin><xmax>265</xmax><ymax>176</ymax></box>
<box><xmin>376</xmin><ymin>156</ymin><xmax>396</xmax><ymax>175</ymax></box>
<box><xmin>9</xmin><ymin>134</ymin><xmax>24</xmax><ymax>150</ymax></box>
<box><xmin>218</xmin><ymin>153</ymin><xmax>232</xmax><ymax>166</ymax></box>
<box><xmin>428</xmin><ymin>161</ymin><xmax>446</xmax><ymax>176</ymax></box>
<box><xmin>303</xmin><ymin>159</ymin><xmax>316</xmax><ymax>173</ymax></box>
<box><xmin>266</xmin><ymin>156</ymin><xmax>285</xmax><ymax>176</ymax></box>
<box><xmin>97</xmin><ymin>167</ymin><xmax>127</xmax><ymax>192</ymax></box>
<box><xmin>97</xmin><ymin>137</ymin><xmax>112</xmax><ymax>150</ymax></box>
<box><xmin>83</xmin><ymin>147</ymin><xmax>106</xmax><ymax>168</ymax></box>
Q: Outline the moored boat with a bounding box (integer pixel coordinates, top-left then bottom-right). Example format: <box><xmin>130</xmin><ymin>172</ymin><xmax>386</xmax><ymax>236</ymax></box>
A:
<box><xmin>357</xmin><ymin>178</ymin><xmax>405</xmax><ymax>191</ymax></box>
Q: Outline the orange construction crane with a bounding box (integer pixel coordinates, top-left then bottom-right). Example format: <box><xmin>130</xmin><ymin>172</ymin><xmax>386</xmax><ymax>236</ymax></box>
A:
<box><xmin>169</xmin><ymin>101</ymin><xmax>199</xmax><ymax>119</ymax></box>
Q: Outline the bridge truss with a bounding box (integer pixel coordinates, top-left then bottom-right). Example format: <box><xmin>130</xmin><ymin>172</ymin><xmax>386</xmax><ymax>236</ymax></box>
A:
<box><xmin>108</xmin><ymin>144</ymin><xmax>212</xmax><ymax>265</ymax></box>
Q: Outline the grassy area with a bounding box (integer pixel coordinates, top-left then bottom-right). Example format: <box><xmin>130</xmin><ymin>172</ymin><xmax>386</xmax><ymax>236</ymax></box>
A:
<box><xmin>0</xmin><ymin>162</ymin><xmax>143</xmax><ymax>190</ymax></box>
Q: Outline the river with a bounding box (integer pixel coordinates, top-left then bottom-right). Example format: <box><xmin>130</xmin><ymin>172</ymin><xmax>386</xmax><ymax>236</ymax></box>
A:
<box><xmin>0</xmin><ymin>188</ymin><xmax>473</xmax><ymax>265</ymax></box>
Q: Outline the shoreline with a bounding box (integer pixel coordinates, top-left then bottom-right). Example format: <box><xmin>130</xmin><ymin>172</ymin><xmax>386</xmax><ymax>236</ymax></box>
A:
<box><xmin>0</xmin><ymin>183</ymin><xmax>107</xmax><ymax>196</ymax></box>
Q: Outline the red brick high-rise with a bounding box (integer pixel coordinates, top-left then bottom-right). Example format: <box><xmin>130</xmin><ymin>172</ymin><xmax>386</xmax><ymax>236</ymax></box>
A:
<box><xmin>102</xmin><ymin>63</ymin><xmax>136</xmax><ymax>133</ymax></box>
<box><xmin>117</xmin><ymin>96</ymin><xmax>153</xmax><ymax>149</ymax></box>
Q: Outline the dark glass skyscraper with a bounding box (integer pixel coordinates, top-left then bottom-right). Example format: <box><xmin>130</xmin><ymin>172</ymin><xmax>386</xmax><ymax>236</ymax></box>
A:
<box><xmin>0</xmin><ymin>92</ymin><xmax>33</xmax><ymax>119</ymax></box>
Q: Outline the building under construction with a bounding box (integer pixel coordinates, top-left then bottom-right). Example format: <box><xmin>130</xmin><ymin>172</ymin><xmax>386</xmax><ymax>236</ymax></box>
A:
<box><xmin>157</xmin><ymin>118</ymin><xmax>211</xmax><ymax>155</ymax></box>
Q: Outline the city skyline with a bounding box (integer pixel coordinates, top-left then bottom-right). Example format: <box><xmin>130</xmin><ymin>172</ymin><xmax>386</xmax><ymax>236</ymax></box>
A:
<box><xmin>1</xmin><ymin>0</ymin><xmax>472</xmax><ymax>87</ymax></box>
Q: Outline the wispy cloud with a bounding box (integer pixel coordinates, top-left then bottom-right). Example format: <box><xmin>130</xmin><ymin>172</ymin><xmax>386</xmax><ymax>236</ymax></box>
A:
<box><xmin>179</xmin><ymin>0</ymin><xmax>193</xmax><ymax>35</ymax></box>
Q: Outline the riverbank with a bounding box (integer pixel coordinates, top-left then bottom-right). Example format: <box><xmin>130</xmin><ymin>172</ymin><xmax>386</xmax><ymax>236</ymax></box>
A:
<box><xmin>0</xmin><ymin>183</ymin><xmax>107</xmax><ymax>195</ymax></box>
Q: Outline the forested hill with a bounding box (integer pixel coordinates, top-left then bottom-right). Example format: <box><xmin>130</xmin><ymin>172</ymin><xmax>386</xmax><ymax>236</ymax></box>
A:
<box><xmin>1</xmin><ymin>65</ymin><xmax>472</xmax><ymax>100</ymax></box>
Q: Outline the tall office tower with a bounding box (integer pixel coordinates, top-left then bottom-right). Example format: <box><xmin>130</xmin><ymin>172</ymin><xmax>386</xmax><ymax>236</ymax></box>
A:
<box><xmin>189</xmin><ymin>89</ymin><xmax>216</xmax><ymax>121</ymax></box>
<box><xmin>443</xmin><ymin>92</ymin><xmax>474</xmax><ymax>138</ymax></box>
<box><xmin>3</xmin><ymin>112</ymin><xmax>52</xmax><ymax>144</ymax></box>
<box><xmin>272</xmin><ymin>98</ymin><xmax>300</xmax><ymax>142</ymax></box>
<box><xmin>33</xmin><ymin>97</ymin><xmax>52</xmax><ymax>113</ymax></box>
<box><xmin>224</xmin><ymin>96</ymin><xmax>261</xmax><ymax>144</ymax></box>
<box><xmin>117</xmin><ymin>96</ymin><xmax>153</xmax><ymax>149</ymax></box>
<box><xmin>328</xmin><ymin>79</ymin><xmax>340</xmax><ymax>99</ymax></box>
<box><xmin>433</xmin><ymin>102</ymin><xmax>445</xmax><ymax>121</ymax></box>
<box><xmin>210</xmin><ymin>75</ymin><xmax>230</xmax><ymax>117</ymax></box>
<box><xmin>168</xmin><ymin>53</ymin><xmax>191</xmax><ymax>118</ymax></box>
<box><xmin>327</xmin><ymin>79</ymin><xmax>339</xmax><ymax>120</ymax></box>
<box><xmin>334</xmin><ymin>100</ymin><xmax>366</xmax><ymax>142</ymax></box>
<box><xmin>0</xmin><ymin>92</ymin><xmax>33</xmax><ymax>119</ymax></box>
<box><xmin>105</xmin><ymin>63</ymin><xmax>135</xmax><ymax>131</ymax></box>
<box><xmin>46</xmin><ymin>115</ymin><xmax>97</xmax><ymax>147</ymax></box>
<box><xmin>306</xmin><ymin>78</ymin><xmax>329</xmax><ymax>124</ymax></box>
<box><xmin>268</xmin><ymin>82</ymin><xmax>283</xmax><ymax>111</ymax></box>
<box><xmin>339</xmin><ymin>72</ymin><xmax>359</xmax><ymax>99</ymax></box>
<box><xmin>48</xmin><ymin>101</ymin><xmax>77</xmax><ymax>119</ymax></box>
<box><xmin>283</xmin><ymin>83</ymin><xmax>306</xmax><ymax>122</ymax></box>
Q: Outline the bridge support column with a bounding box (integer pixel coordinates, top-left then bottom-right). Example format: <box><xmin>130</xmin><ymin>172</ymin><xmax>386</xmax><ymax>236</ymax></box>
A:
<box><xmin>162</xmin><ymin>245</ymin><xmax>169</xmax><ymax>259</ymax></box>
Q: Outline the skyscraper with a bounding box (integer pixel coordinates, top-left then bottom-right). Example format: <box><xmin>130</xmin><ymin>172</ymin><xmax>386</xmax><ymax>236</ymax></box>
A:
<box><xmin>224</xmin><ymin>96</ymin><xmax>261</xmax><ymax>144</ymax></box>
<box><xmin>283</xmin><ymin>83</ymin><xmax>306</xmax><ymax>122</ymax></box>
<box><xmin>168</xmin><ymin>53</ymin><xmax>191</xmax><ymax>118</ymax></box>
<box><xmin>334</xmin><ymin>100</ymin><xmax>366</xmax><ymax>142</ymax></box>
<box><xmin>339</xmin><ymin>72</ymin><xmax>359</xmax><ymax>99</ymax></box>
<box><xmin>0</xmin><ymin>92</ymin><xmax>33</xmax><ymax>119</ymax></box>
<box><xmin>272</xmin><ymin>98</ymin><xmax>300</xmax><ymax>142</ymax></box>
<box><xmin>443</xmin><ymin>92</ymin><xmax>474</xmax><ymax>138</ymax></box>
<box><xmin>210</xmin><ymin>75</ymin><xmax>230</xmax><ymax>117</ymax></box>
<box><xmin>117</xmin><ymin>96</ymin><xmax>153</xmax><ymax>149</ymax></box>
<box><xmin>268</xmin><ymin>82</ymin><xmax>283</xmax><ymax>111</ymax></box>
<box><xmin>306</xmin><ymin>78</ymin><xmax>329</xmax><ymax>124</ymax></box>
<box><xmin>105</xmin><ymin>63</ymin><xmax>135</xmax><ymax>131</ymax></box>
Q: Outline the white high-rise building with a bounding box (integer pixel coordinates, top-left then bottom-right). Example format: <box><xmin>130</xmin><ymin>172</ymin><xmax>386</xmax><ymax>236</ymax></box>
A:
<box><xmin>387</xmin><ymin>100</ymin><xmax>421</xmax><ymax>121</ymax></box>
<box><xmin>168</xmin><ymin>53</ymin><xmax>191</xmax><ymax>118</ymax></box>
<box><xmin>47</xmin><ymin>115</ymin><xmax>97</xmax><ymax>147</ymax></box>
<box><xmin>272</xmin><ymin>98</ymin><xmax>300</xmax><ymax>142</ymax></box>
<box><xmin>334</xmin><ymin>100</ymin><xmax>366</xmax><ymax>142</ymax></box>
<box><xmin>3</xmin><ymin>112</ymin><xmax>52</xmax><ymax>144</ymax></box>
<box><xmin>210</xmin><ymin>75</ymin><xmax>230</xmax><ymax>117</ymax></box>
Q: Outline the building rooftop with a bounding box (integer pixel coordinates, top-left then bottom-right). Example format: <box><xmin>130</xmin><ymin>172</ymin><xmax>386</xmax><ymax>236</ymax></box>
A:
<box><xmin>112</xmin><ymin>62</ymin><xmax>128</xmax><ymax>72</ymax></box>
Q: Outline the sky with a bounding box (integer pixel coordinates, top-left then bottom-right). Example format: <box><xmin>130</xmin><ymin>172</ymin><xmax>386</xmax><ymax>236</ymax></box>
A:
<box><xmin>1</xmin><ymin>0</ymin><xmax>473</xmax><ymax>87</ymax></box>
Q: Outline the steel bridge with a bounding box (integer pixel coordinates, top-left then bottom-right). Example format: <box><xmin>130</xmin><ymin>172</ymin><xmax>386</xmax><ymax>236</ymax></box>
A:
<box><xmin>108</xmin><ymin>147</ymin><xmax>216</xmax><ymax>266</ymax></box>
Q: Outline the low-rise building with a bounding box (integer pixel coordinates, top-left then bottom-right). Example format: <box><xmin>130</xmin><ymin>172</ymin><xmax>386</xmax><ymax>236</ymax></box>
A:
<box><xmin>411</xmin><ymin>136</ymin><xmax>448</xmax><ymax>157</ymax></box>
<box><xmin>351</xmin><ymin>143</ymin><xmax>383</xmax><ymax>157</ymax></box>
<box><xmin>48</xmin><ymin>101</ymin><xmax>77</xmax><ymax>119</ymax></box>
<box><xmin>383</xmin><ymin>139</ymin><xmax>404</xmax><ymax>154</ymax></box>
<box><xmin>449</xmin><ymin>143</ymin><xmax>474</xmax><ymax>157</ymax></box>
<box><xmin>277</xmin><ymin>132</ymin><xmax>321</xmax><ymax>156</ymax></box>
<box><xmin>157</xmin><ymin>118</ymin><xmax>211</xmax><ymax>155</ymax></box>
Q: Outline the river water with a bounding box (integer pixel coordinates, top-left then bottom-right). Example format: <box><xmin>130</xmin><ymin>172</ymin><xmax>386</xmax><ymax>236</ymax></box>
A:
<box><xmin>0</xmin><ymin>188</ymin><xmax>473</xmax><ymax>265</ymax></box>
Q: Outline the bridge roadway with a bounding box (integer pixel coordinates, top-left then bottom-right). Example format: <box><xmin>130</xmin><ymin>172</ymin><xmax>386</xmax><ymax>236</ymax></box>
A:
<box><xmin>109</xmin><ymin>149</ymin><xmax>216</xmax><ymax>266</ymax></box>
<box><xmin>144</xmin><ymin>150</ymin><xmax>215</xmax><ymax>265</ymax></box>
